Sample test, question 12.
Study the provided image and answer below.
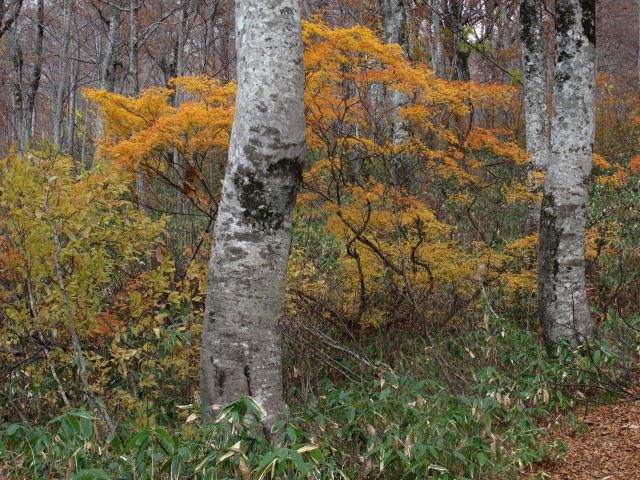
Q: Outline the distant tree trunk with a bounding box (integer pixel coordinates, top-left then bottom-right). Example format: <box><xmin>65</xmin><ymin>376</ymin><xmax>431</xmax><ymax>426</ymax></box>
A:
<box><xmin>448</xmin><ymin>0</ymin><xmax>471</xmax><ymax>81</ymax></box>
<box><xmin>8</xmin><ymin>0</ymin><xmax>44</xmax><ymax>151</ymax></box>
<box><xmin>100</xmin><ymin>3</ymin><xmax>121</xmax><ymax>93</ymax></box>
<box><xmin>381</xmin><ymin>0</ymin><xmax>418</xmax><ymax>191</ymax></box>
<box><xmin>219</xmin><ymin>7</ymin><xmax>234</xmax><ymax>82</ymax></box>
<box><xmin>9</xmin><ymin>21</ymin><xmax>24</xmax><ymax>150</ymax></box>
<box><xmin>176</xmin><ymin>0</ymin><xmax>190</xmax><ymax>84</ymax></box>
<box><xmin>200</xmin><ymin>1</ymin><xmax>221</xmax><ymax>73</ymax></box>
<box><xmin>128</xmin><ymin>0</ymin><xmax>139</xmax><ymax>97</ymax></box>
<box><xmin>538</xmin><ymin>0</ymin><xmax>596</xmax><ymax>350</ymax></box>
<box><xmin>520</xmin><ymin>0</ymin><xmax>550</xmax><ymax>233</ymax></box>
<box><xmin>200</xmin><ymin>0</ymin><xmax>306</xmax><ymax>430</ymax></box>
<box><xmin>381</xmin><ymin>0</ymin><xmax>409</xmax><ymax>144</ymax></box>
<box><xmin>127</xmin><ymin>0</ymin><xmax>151</xmax><ymax>214</ymax></box>
<box><xmin>637</xmin><ymin>0</ymin><xmax>640</xmax><ymax>88</ymax></box>
<box><xmin>431</xmin><ymin>0</ymin><xmax>444</xmax><ymax>78</ymax></box>
<box><xmin>381</xmin><ymin>0</ymin><xmax>408</xmax><ymax>53</ymax></box>
<box><xmin>489</xmin><ymin>0</ymin><xmax>510</xmax><ymax>82</ymax></box>
<box><xmin>94</xmin><ymin>2</ymin><xmax>121</xmax><ymax>156</ymax></box>
<box><xmin>0</xmin><ymin>0</ymin><xmax>23</xmax><ymax>41</ymax></box>
<box><xmin>174</xmin><ymin>0</ymin><xmax>192</xmax><ymax>213</ymax></box>
<box><xmin>23</xmin><ymin>0</ymin><xmax>44</xmax><ymax>148</ymax></box>
<box><xmin>53</xmin><ymin>0</ymin><xmax>73</xmax><ymax>147</ymax></box>
<box><xmin>67</xmin><ymin>40</ymin><xmax>80</xmax><ymax>157</ymax></box>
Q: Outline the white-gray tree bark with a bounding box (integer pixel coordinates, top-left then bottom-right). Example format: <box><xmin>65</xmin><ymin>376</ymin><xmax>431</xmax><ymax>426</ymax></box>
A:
<box><xmin>128</xmin><ymin>0</ymin><xmax>140</xmax><ymax>96</ymax></box>
<box><xmin>431</xmin><ymin>0</ymin><xmax>444</xmax><ymax>78</ymax></box>
<box><xmin>637</xmin><ymin>0</ymin><xmax>640</xmax><ymax>88</ymax></box>
<box><xmin>538</xmin><ymin>0</ymin><xmax>596</xmax><ymax>350</ymax></box>
<box><xmin>381</xmin><ymin>0</ymin><xmax>408</xmax><ymax>52</ymax></box>
<box><xmin>66</xmin><ymin>36</ymin><xmax>80</xmax><ymax>155</ymax></box>
<box><xmin>200</xmin><ymin>0</ymin><xmax>306</xmax><ymax>430</ymax></box>
<box><xmin>53</xmin><ymin>0</ymin><xmax>73</xmax><ymax>147</ymax></box>
<box><xmin>520</xmin><ymin>0</ymin><xmax>550</xmax><ymax>232</ymax></box>
<box><xmin>9</xmin><ymin>19</ymin><xmax>23</xmax><ymax>149</ymax></box>
<box><xmin>381</xmin><ymin>0</ymin><xmax>409</xmax><ymax>144</ymax></box>
<box><xmin>23</xmin><ymin>0</ymin><xmax>44</xmax><ymax>148</ymax></box>
<box><xmin>381</xmin><ymin>0</ymin><xmax>417</xmax><ymax>192</ymax></box>
<box><xmin>100</xmin><ymin>3</ymin><xmax>121</xmax><ymax>93</ymax></box>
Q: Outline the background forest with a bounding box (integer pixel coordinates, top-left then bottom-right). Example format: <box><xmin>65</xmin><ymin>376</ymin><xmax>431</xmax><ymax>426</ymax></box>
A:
<box><xmin>1</xmin><ymin>0</ymin><xmax>640</xmax><ymax>478</ymax></box>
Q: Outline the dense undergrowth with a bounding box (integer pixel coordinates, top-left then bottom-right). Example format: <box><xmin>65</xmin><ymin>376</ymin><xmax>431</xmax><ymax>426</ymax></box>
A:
<box><xmin>2</xmin><ymin>314</ymin><xmax>639</xmax><ymax>479</ymax></box>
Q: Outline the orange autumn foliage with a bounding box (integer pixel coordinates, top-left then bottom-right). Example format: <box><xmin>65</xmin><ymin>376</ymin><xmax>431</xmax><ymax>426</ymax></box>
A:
<box><xmin>629</xmin><ymin>154</ymin><xmax>640</xmax><ymax>175</ymax></box>
<box><xmin>89</xmin><ymin>22</ymin><xmax>544</xmax><ymax>329</ymax></box>
<box><xmin>85</xmin><ymin>77</ymin><xmax>235</xmax><ymax>211</ymax></box>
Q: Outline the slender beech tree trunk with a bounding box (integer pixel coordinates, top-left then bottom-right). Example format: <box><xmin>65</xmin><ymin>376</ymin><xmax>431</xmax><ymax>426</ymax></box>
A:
<box><xmin>9</xmin><ymin>21</ymin><xmax>24</xmax><ymax>150</ymax></box>
<box><xmin>174</xmin><ymin>0</ymin><xmax>191</xmax><ymax>213</ymax></box>
<box><xmin>127</xmin><ymin>0</ymin><xmax>152</xmax><ymax>214</ymax></box>
<box><xmin>381</xmin><ymin>0</ymin><xmax>419</xmax><ymax>192</ymax></box>
<box><xmin>100</xmin><ymin>4</ymin><xmax>121</xmax><ymax>93</ymax></box>
<box><xmin>637</xmin><ymin>0</ymin><xmax>640</xmax><ymax>88</ymax></box>
<box><xmin>538</xmin><ymin>0</ymin><xmax>596</xmax><ymax>350</ymax></box>
<box><xmin>381</xmin><ymin>0</ymin><xmax>409</xmax><ymax>143</ymax></box>
<box><xmin>520</xmin><ymin>0</ymin><xmax>550</xmax><ymax>233</ymax></box>
<box><xmin>448</xmin><ymin>0</ymin><xmax>471</xmax><ymax>81</ymax></box>
<box><xmin>200</xmin><ymin>0</ymin><xmax>306</xmax><ymax>430</ymax></box>
<box><xmin>53</xmin><ymin>0</ymin><xmax>73</xmax><ymax>147</ymax></box>
<box><xmin>431</xmin><ymin>0</ymin><xmax>444</xmax><ymax>78</ymax></box>
<box><xmin>67</xmin><ymin>45</ymin><xmax>79</xmax><ymax>156</ymax></box>
<box><xmin>176</xmin><ymin>0</ymin><xmax>190</xmax><ymax>89</ymax></box>
<box><xmin>128</xmin><ymin>0</ymin><xmax>140</xmax><ymax>97</ymax></box>
<box><xmin>94</xmin><ymin>3</ymin><xmax>121</xmax><ymax>158</ymax></box>
<box><xmin>23</xmin><ymin>0</ymin><xmax>44</xmax><ymax>148</ymax></box>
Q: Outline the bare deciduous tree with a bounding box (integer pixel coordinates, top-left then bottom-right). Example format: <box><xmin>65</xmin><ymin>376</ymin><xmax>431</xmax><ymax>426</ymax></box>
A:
<box><xmin>0</xmin><ymin>0</ymin><xmax>23</xmax><ymax>40</ymax></box>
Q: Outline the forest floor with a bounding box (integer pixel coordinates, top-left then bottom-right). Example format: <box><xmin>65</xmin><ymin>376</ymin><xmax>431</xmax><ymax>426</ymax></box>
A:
<box><xmin>530</xmin><ymin>400</ymin><xmax>640</xmax><ymax>479</ymax></box>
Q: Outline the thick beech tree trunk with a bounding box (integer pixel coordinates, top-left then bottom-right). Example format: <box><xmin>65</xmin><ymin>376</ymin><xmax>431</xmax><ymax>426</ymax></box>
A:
<box><xmin>538</xmin><ymin>0</ymin><xmax>596</xmax><ymax>350</ymax></box>
<box><xmin>200</xmin><ymin>0</ymin><xmax>305</xmax><ymax>430</ymax></box>
<box><xmin>520</xmin><ymin>0</ymin><xmax>550</xmax><ymax>232</ymax></box>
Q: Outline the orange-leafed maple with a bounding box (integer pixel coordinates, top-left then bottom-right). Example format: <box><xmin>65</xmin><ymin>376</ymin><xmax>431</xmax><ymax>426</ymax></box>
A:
<box><xmin>87</xmin><ymin>22</ymin><xmax>542</xmax><ymax>330</ymax></box>
<box><xmin>85</xmin><ymin>77</ymin><xmax>236</xmax><ymax>213</ymax></box>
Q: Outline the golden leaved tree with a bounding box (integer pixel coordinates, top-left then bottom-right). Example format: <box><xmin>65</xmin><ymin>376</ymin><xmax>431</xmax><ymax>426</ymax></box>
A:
<box><xmin>0</xmin><ymin>149</ymin><xmax>163</xmax><ymax>423</ymax></box>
